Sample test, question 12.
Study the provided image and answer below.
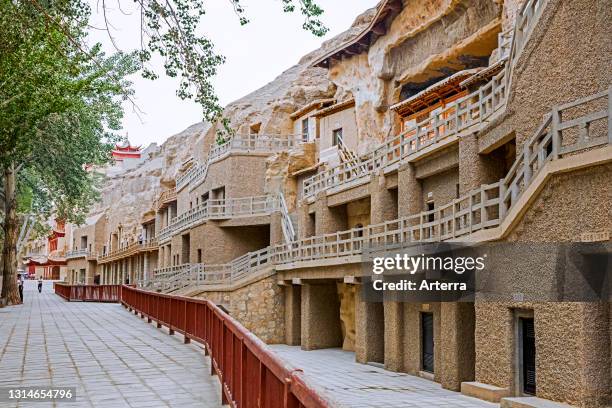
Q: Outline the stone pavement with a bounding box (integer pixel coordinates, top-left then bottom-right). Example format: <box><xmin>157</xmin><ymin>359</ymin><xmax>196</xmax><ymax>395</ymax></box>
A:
<box><xmin>269</xmin><ymin>345</ymin><xmax>499</xmax><ymax>408</ymax></box>
<box><xmin>0</xmin><ymin>280</ymin><xmax>222</xmax><ymax>408</ymax></box>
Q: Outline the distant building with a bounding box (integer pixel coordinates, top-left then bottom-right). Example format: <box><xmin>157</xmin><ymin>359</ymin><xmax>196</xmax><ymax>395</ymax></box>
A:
<box><xmin>112</xmin><ymin>142</ymin><xmax>142</xmax><ymax>161</ymax></box>
<box><xmin>23</xmin><ymin>219</ymin><xmax>68</xmax><ymax>280</ymax></box>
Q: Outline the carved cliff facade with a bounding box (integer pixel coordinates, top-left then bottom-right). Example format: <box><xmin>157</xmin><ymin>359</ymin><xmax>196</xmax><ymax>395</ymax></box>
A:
<box><xmin>59</xmin><ymin>1</ymin><xmax>611</xmax><ymax>407</ymax></box>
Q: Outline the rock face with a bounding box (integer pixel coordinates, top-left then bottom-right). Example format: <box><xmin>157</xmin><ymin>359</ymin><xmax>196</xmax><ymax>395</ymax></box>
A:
<box><xmin>87</xmin><ymin>6</ymin><xmax>381</xmax><ymax>236</ymax></box>
<box><xmin>328</xmin><ymin>0</ymin><xmax>502</xmax><ymax>150</ymax></box>
<box><xmin>90</xmin><ymin>122</ymin><xmax>209</xmax><ymax>243</ymax></box>
<box><xmin>264</xmin><ymin>143</ymin><xmax>317</xmax><ymax>210</ymax></box>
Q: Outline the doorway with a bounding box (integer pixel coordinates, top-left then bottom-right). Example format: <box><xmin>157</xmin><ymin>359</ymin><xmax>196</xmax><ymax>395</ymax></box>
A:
<box><xmin>181</xmin><ymin>234</ymin><xmax>190</xmax><ymax>264</ymax></box>
<box><xmin>519</xmin><ymin>317</ymin><xmax>536</xmax><ymax>395</ymax></box>
<box><xmin>421</xmin><ymin>312</ymin><xmax>434</xmax><ymax>373</ymax></box>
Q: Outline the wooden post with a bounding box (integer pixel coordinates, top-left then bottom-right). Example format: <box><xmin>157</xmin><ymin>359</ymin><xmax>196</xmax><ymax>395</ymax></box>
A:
<box><xmin>480</xmin><ymin>188</ymin><xmax>487</xmax><ymax>229</ymax></box>
<box><xmin>523</xmin><ymin>143</ymin><xmax>532</xmax><ymax>185</ymax></box>
<box><xmin>551</xmin><ymin>106</ymin><xmax>561</xmax><ymax>159</ymax></box>
<box><xmin>468</xmin><ymin>194</ymin><xmax>474</xmax><ymax>234</ymax></box>
<box><xmin>608</xmin><ymin>87</ymin><xmax>612</xmax><ymax>144</ymax></box>
<box><xmin>478</xmin><ymin>89</ymin><xmax>484</xmax><ymax>122</ymax></box>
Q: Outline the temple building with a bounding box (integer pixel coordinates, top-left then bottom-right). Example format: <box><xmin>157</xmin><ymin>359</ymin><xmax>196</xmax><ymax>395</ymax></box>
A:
<box><xmin>23</xmin><ymin>219</ymin><xmax>69</xmax><ymax>280</ymax></box>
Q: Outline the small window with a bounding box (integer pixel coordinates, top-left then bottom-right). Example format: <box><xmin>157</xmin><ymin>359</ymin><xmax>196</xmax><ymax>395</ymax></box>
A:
<box><xmin>456</xmin><ymin>183</ymin><xmax>460</xmax><ymax>199</ymax></box>
<box><xmin>332</xmin><ymin>128</ymin><xmax>343</xmax><ymax>146</ymax></box>
<box><xmin>197</xmin><ymin>249</ymin><xmax>202</xmax><ymax>263</ymax></box>
<box><xmin>301</xmin><ymin>119</ymin><xmax>309</xmax><ymax>142</ymax></box>
<box><xmin>427</xmin><ymin>202</ymin><xmax>435</xmax><ymax>223</ymax></box>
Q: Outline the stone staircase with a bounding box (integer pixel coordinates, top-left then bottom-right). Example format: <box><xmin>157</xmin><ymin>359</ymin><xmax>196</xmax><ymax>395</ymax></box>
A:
<box><xmin>144</xmin><ymin>85</ymin><xmax>611</xmax><ymax>293</ymax></box>
<box><xmin>279</xmin><ymin>192</ymin><xmax>297</xmax><ymax>245</ymax></box>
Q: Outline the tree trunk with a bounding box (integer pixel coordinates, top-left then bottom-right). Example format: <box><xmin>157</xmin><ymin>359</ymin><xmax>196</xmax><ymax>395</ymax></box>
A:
<box><xmin>1</xmin><ymin>163</ymin><xmax>20</xmax><ymax>305</ymax></box>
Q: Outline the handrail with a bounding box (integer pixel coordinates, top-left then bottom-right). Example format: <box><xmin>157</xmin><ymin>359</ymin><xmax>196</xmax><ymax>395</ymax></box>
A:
<box><xmin>303</xmin><ymin>0</ymin><xmax>550</xmax><ymax>201</ymax></box>
<box><xmin>154</xmin><ymin>187</ymin><xmax>177</xmax><ymax>210</ymax></box>
<box><xmin>176</xmin><ymin>134</ymin><xmax>300</xmax><ymax>191</ymax></box>
<box><xmin>97</xmin><ymin>238</ymin><xmax>159</xmax><ymax>263</ymax></box>
<box><xmin>150</xmin><ymin>246</ymin><xmax>274</xmax><ymax>292</ymax></box>
<box><xmin>279</xmin><ymin>192</ymin><xmax>297</xmax><ymax>245</ymax></box>
<box><xmin>121</xmin><ymin>286</ymin><xmax>330</xmax><ymax>407</ymax></box>
<box><xmin>303</xmin><ymin>68</ymin><xmax>508</xmax><ymax>199</ymax></box>
<box><xmin>280</xmin><ymin>88</ymin><xmax>611</xmax><ymax>263</ymax></box>
<box><xmin>66</xmin><ymin>249</ymin><xmax>95</xmax><ymax>259</ymax></box>
<box><xmin>54</xmin><ymin>282</ymin><xmax>123</xmax><ymax>302</ymax></box>
<box><xmin>149</xmin><ymin>89</ymin><xmax>610</xmax><ymax>292</ymax></box>
<box><xmin>158</xmin><ymin>195</ymin><xmax>281</xmax><ymax>243</ymax></box>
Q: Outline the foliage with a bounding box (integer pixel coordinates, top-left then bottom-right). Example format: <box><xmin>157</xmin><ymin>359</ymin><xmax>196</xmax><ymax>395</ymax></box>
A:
<box><xmin>0</xmin><ymin>0</ymin><xmax>139</xmax><ymax>225</ymax></box>
<box><xmin>0</xmin><ymin>0</ymin><xmax>138</xmax><ymax>304</ymax></box>
<box><xmin>127</xmin><ymin>0</ymin><xmax>328</xmax><ymax>131</ymax></box>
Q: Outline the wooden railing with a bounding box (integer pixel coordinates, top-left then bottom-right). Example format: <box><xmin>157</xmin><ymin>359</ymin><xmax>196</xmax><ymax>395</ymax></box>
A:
<box><xmin>148</xmin><ymin>89</ymin><xmax>611</xmax><ymax>292</ymax></box>
<box><xmin>302</xmin><ymin>0</ymin><xmax>551</xmax><ymax>201</ymax></box>
<box><xmin>509</xmin><ymin>0</ymin><xmax>547</xmax><ymax>68</ymax></box>
<box><xmin>176</xmin><ymin>134</ymin><xmax>300</xmax><ymax>191</ymax></box>
<box><xmin>152</xmin><ymin>264</ymin><xmax>192</xmax><ymax>282</ymax></box>
<box><xmin>121</xmin><ymin>286</ymin><xmax>330</xmax><ymax>407</ymax></box>
<box><xmin>282</xmin><ymin>89</ymin><xmax>611</xmax><ymax>263</ymax></box>
<box><xmin>52</xmin><ymin>284</ymin><xmax>330</xmax><ymax>407</ymax></box>
<box><xmin>154</xmin><ymin>187</ymin><xmax>177</xmax><ymax>210</ymax></box>
<box><xmin>158</xmin><ymin>195</ymin><xmax>281</xmax><ymax>242</ymax></box>
<box><xmin>279</xmin><ymin>192</ymin><xmax>297</xmax><ymax>245</ymax></box>
<box><xmin>149</xmin><ymin>247</ymin><xmax>274</xmax><ymax>292</ymax></box>
<box><xmin>499</xmin><ymin>89</ymin><xmax>610</xmax><ymax>215</ymax></box>
<box><xmin>303</xmin><ymin>68</ymin><xmax>508</xmax><ymax>199</ymax></box>
<box><xmin>54</xmin><ymin>283</ymin><xmax>123</xmax><ymax>302</ymax></box>
<box><xmin>97</xmin><ymin>238</ymin><xmax>158</xmax><ymax>264</ymax></box>
<box><xmin>66</xmin><ymin>249</ymin><xmax>95</xmax><ymax>259</ymax></box>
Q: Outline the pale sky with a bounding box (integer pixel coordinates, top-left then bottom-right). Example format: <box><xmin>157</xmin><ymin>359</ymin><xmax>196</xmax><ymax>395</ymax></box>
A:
<box><xmin>87</xmin><ymin>0</ymin><xmax>379</xmax><ymax>147</ymax></box>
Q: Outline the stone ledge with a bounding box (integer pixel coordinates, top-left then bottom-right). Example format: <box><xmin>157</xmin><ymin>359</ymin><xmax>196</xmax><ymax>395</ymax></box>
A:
<box><xmin>461</xmin><ymin>381</ymin><xmax>510</xmax><ymax>403</ymax></box>
<box><xmin>500</xmin><ymin>397</ymin><xmax>576</xmax><ymax>408</ymax></box>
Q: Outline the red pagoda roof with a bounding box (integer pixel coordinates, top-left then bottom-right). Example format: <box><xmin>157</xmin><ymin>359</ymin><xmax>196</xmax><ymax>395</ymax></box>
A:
<box><xmin>112</xmin><ymin>142</ymin><xmax>142</xmax><ymax>161</ymax></box>
<box><xmin>114</xmin><ymin>143</ymin><xmax>142</xmax><ymax>152</ymax></box>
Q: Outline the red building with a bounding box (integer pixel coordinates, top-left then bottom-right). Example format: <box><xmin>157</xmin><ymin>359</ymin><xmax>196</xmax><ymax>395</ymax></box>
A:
<box><xmin>112</xmin><ymin>142</ymin><xmax>142</xmax><ymax>163</ymax></box>
<box><xmin>24</xmin><ymin>219</ymin><xmax>67</xmax><ymax>280</ymax></box>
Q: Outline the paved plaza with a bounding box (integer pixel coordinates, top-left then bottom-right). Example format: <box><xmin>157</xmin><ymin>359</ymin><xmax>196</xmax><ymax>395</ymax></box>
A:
<box><xmin>1</xmin><ymin>281</ymin><xmax>501</xmax><ymax>408</ymax></box>
<box><xmin>0</xmin><ymin>281</ymin><xmax>222</xmax><ymax>408</ymax></box>
<box><xmin>269</xmin><ymin>345</ymin><xmax>498</xmax><ymax>408</ymax></box>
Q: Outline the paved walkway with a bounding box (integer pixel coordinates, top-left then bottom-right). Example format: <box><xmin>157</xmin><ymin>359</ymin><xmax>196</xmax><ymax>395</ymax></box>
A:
<box><xmin>0</xmin><ymin>281</ymin><xmax>222</xmax><ymax>408</ymax></box>
<box><xmin>269</xmin><ymin>345</ymin><xmax>498</xmax><ymax>408</ymax></box>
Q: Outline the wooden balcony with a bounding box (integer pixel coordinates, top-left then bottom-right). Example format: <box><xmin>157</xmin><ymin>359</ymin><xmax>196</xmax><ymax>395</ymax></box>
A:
<box><xmin>97</xmin><ymin>238</ymin><xmax>159</xmax><ymax>264</ymax></box>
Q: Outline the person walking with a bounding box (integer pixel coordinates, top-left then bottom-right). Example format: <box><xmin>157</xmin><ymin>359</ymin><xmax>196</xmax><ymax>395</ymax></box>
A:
<box><xmin>18</xmin><ymin>277</ymin><xmax>24</xmax><ymax>303</ymax></box>
<box><xmin>37</xmin><ymin>278</ymin><xmax>43</xmax><ymax>293</ymax></box>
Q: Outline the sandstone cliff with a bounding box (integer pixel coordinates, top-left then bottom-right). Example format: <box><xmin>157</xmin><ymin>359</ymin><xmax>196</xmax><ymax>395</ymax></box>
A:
<box><xmin>90</xmin><ymin>122</ymin><xmax>209</xmax><ymax>241</ymax></box>
<box><xmin>86</xmin><ymin>5</ymin><xmax>380</xmax><ymax>238</ymax></box>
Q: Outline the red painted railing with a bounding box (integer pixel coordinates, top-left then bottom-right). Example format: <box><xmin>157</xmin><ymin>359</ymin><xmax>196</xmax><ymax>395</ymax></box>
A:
<box><xmin>121</xmin><ymin>286</ymin><xmax>330</xmax><ymax>408</ymax></box>
<box><xmin>53</xmin><ymin>283</ymin><xmax>122</xmax><ymax>302</ymax></box>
